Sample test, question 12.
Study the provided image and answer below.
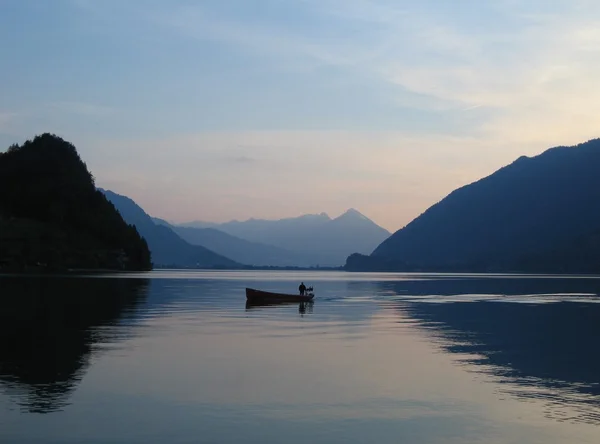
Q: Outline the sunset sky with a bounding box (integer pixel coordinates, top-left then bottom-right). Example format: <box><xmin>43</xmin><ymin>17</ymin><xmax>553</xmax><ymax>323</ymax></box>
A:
<box><xmin>2</xmin><ymin>0</ymin><xmax>599</xmax><ymax>231</ymax></box>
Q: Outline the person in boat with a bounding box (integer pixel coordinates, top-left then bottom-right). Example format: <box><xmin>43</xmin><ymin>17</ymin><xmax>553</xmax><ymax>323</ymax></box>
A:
<box><xmin>299</xmin><ymin>282</ymin><xmax>306</xmax><ymax>295</ymax></box>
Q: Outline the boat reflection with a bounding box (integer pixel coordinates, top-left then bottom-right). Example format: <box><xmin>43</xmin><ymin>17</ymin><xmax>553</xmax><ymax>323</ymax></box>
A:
<box><xmin>245</xmin><ymin>300</ymin><xmax>314</xmax><ymax>315</ymax></box>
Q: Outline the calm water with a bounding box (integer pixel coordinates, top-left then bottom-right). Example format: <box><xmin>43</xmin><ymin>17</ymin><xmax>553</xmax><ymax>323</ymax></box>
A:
<box><xmin>2</xmin><ymin>271</ymin><xmax>600</xmax><ymax>443</ymax></box>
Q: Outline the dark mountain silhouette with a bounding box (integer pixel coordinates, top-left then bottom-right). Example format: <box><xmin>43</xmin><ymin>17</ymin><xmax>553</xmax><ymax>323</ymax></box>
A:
<box><xmin>100</xmin><ymin>189</ymin><xmax>239</xmax><ymax>268</ymax></box>
<box><xmin>0</xmin><ymin>134</ymin><xmax>151</xmax><ymax>272</ymax></box>
<box><xmin>515</xmin><ymin>227</ymin><xmax>600</xmax><ymax>273</ymax></box>
<box><xmin>347</xmin><ymin>138</ymin><xmax>600</xmax><ymax>272</ymax></box>
<box><xmin>0</xmin><ymin>276</ymin><xmax>149</xmax><ymax>413</ymax></box>
<box><xmin>154</xmin><ymin>219</ymin><xmax>315</xmax><ymax>267</ymax></box>
<box><xmin>179</xmin><ymin>209</ymin><xmax>390</xmax><ymax>267</ymax></box>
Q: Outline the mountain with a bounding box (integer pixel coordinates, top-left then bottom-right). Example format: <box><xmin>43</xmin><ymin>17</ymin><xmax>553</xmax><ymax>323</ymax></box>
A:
<box><xmin>178</xmin><ymin>209</ymin><xmax>390</xmax><ymax>267</ymax></box>
<box><xmin>100</xmin><ymin>190</ymin><xmax>239</xmax><ymax>268</ymax></box>
<box><xmin>0</xmin><ymin>134</ymin><xmax>151</xmax><ymax>271</ymax></box>
<box><xmin>181</xmin><ymin>212</ymin><xmax>332</xmax><ymax>235</ymax></box>
<box><xmin>154</xmin><ymin>220</ymin><xmax>315</xmax><ymax>267</ymax></box>
<box><xmin>346</xmin><ymin>138</ymin><xmax>600</xmax><ymax>272</ymax></box>
<box><xmin>178</xmin><ymin>220</ymin><xmax>220</xmax><ymax>229</ymax></box>
<box><xmin>151</xmin><ymin>217</ymin><xmax>173</xmax><ymax>226</ymax></box>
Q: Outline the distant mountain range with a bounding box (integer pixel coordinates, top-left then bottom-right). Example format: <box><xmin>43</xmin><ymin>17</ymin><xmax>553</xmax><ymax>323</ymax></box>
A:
<box><xmin>103</xmin><ymin>190</ymin><xmax>388</xmax><ymax>268</ymax></box>
<box><xmin>175</xmin><ymin>209</ymin><xmax>391</xmax><ymax>267</ymax></box>
<box><xmin>153</xmin><ymin>219</ymin><xmax>316</xmax><ymax>267</ymax></box>
<box><xmin>100</xmin><ymin>190</ymin><xmax>239</xmax><ymax>269</ymax></box>
<box><xmin>346</xmin><ymin>138</ymin><xmax>600</xmax><ymax>273</ymax></box>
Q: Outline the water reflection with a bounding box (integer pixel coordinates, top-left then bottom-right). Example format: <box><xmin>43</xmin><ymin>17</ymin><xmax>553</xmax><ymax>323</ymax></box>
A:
<box><xmin>0</xmin><ymin>276</ymin><xmax>149</xmax><ymax>413</ymax></box>
<box><xmin>382</xmin><ymin>276</ymin><xmax>600</xmax><ymax>425</ymax></box>
<box><xmin>4</xmin><ymin>272</ymin><xmax>600</xmax><ymax>444</ymax></box>
<box><xmin>245</xmin><ymin>300</ymin><xmax>314</xmax><ymax>316</ymax></box>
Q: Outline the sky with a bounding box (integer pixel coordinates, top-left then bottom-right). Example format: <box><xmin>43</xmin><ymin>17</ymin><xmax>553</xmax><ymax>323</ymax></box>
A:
<box><xmin>1</xmin><ymin>0</ymin><xmax>600</xmax><ymax>232</ymax></box>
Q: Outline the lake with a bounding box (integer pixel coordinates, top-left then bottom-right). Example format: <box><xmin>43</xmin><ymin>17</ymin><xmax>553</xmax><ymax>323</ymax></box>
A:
<box><xmin>2</xmin><ymin>271</ymin><xmax>600</xmax><ymax>443</ymax></box>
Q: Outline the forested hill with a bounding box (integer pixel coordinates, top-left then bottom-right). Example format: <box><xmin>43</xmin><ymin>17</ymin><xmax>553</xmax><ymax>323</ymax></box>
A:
<box><xmin>346</xmin><ymin>138</ymin><xmax>600</xmax><ymax>273</ymax></box>
<box><xmin>0</xmin><ymin>134</ymin><xmax>152</xmax><ymax>272</ymax></box>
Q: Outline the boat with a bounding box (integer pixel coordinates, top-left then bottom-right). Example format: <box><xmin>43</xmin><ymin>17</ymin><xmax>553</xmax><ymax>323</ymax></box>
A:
<box><xmin>245</xmin><ymin>287</ymin><xmax>314</xmax><ymax>303</ymax></box>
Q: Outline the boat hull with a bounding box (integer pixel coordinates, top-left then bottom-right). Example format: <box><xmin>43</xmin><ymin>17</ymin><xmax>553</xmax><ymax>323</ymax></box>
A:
<box><xmin>245</xmin><ymin>288</ymin><xmax>314</xmax><ymax>303</ymax></box>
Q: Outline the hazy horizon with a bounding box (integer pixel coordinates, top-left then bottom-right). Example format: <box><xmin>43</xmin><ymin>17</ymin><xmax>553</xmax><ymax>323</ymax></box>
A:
<box><xmin>2</xmin><ymin>1</ymin><xmax>600</xmax><ymax>232</ymax></box>
<box><xmin>160</xmin><ymin>207</ymin><xmax>392</xmax><ymax>232</ymax></box>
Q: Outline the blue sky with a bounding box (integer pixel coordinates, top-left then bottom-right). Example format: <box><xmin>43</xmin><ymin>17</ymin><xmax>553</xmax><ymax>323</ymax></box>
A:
<box><xmin>1</xmin><ymin>0</ymin><xmax>599</xmax><ymax>231</ymax></box>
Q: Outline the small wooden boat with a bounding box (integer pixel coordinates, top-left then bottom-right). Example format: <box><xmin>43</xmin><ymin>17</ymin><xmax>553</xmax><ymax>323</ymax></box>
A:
<box><xmin>245</xmin><ymin>287</ymin><xmax>314</xmax><ymax>303</ymax></box>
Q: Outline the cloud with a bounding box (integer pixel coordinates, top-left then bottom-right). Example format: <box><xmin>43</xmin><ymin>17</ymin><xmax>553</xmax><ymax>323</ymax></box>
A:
<box><xmin>59</xmin><ymin>1</ymin><xmax>600</xmax><ymax>146</ymax></box>
<box><xmin>462</xmin><ymin>105</ymin><xmax>484</xmax><ymax>111</ymax></box>
<box><xmin>365</xmin><ymin>3</ymin><xmax>600</xmax><ymax>146</ymax></box>
<box><xmin>141</xmin><ymin>1</ymin><xmax>600</xmax><ymax>149</ymax></box>
<box><xmin>150</xmin><ymin>3</ymin><xmax>361</xmax><ymax>72</ymax></box>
